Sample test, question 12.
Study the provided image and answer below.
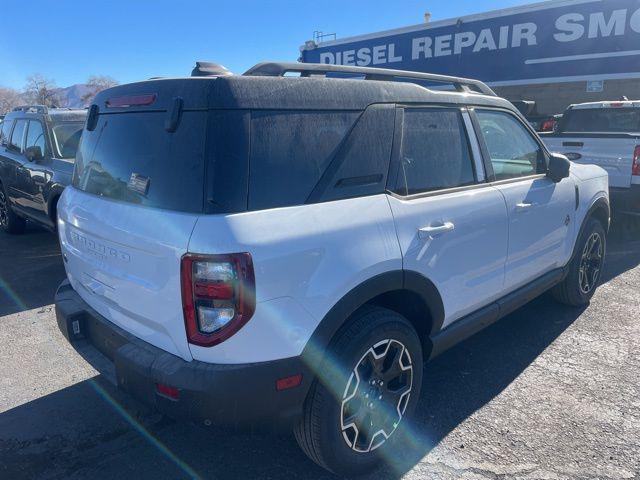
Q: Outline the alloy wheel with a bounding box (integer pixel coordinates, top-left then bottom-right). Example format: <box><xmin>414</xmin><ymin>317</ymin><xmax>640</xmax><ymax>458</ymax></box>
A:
<box><xmin>340</xmin><ymin>339</ymin><xmax>413</xmax><ymax>453</ymax></box>
<box><xmin>0</xmin><ymin>190</ymin><xmax>8</xmax><ymax>227</ymax></box>
<box><xmin>579</xmin><ymin>232</ymin><xmax>603</xmax><ymax>295</ymax></box>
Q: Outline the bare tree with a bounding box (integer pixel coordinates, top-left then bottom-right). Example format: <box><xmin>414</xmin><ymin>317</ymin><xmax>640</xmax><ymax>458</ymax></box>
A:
<box><xmin>0</xmin><ymin>86</ymin><xmax>21</xmax><ymax>114</ymax></box>
<box><xmin>23</xmin><ymin>74</ymin><xmax>61</xmax><ymax>107</ymax></box>
<box><xmin>82</xmin><ymin>75</ymin><xmax>118</xmax><ymax>105</ymax></box>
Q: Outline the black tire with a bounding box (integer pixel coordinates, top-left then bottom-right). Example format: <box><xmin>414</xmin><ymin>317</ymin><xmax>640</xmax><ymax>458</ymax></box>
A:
<box><xmin>552</xmin><ymin>217</ymin><xmax>606</xmax><ymax>306</ymax></box>
<box><xmin>294</xmin><ymin>306</ymin><xmax>423</xmax><ymax>477</ymax></box>
<box><xmin>0</xmin><ymin>181</ymin><xmax>26</xmax><ymax>235</ymax></box>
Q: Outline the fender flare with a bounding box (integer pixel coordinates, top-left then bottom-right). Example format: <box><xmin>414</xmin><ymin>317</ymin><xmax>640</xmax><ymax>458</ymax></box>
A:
<box><xmin>46</xmin><ymin>184</ymin><xmax>65</xmax><ymax>223</ymax></box>
<box><xmin>300</xmin><ymin>269</ymin><xmax>445</xmax><ymax>366</ymax></box>
<box><xmin>570</xmin><ymin>195</ymin><xmax>610</xmax><ymax>264</ymax></box>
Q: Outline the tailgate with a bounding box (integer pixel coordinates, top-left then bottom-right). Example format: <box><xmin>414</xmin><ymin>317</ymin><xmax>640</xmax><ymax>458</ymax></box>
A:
<box><xmin>543</xmin><ymin>135</ymin><xmax>637</xmax><ymax>188</ymax></box>
<box><xmin>58</xmin><ymin>188</ymin><xmax>198</xmax><ymax>360</ymax></box>
<box><xmin>56</xmin><ymin>82</ymin><xmax>211</xmax><ymax>361</ymax></box>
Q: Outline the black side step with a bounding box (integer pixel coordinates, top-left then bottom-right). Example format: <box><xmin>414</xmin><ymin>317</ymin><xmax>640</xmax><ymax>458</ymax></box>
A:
<box><xmin>429</xmin><ymin>268</ymin><xmax>564</xmax><ymax>359</ymax></box>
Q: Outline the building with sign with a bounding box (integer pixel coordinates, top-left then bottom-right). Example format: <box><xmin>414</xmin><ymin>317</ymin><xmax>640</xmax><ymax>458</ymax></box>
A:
<box><xmin>300</xmin><ymin>0</ymin><xmax>640</xmax><ymax>115</ymax></box>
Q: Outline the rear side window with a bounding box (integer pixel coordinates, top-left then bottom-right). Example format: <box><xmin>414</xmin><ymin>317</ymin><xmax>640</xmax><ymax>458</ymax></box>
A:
<box><xmin>396</xmin><ymin>108</ymin><xmax>475</xmax><ymax>195</ymax></box>
<box><xmin>9</xmin><ymin>119</ymin><xmax>27</xmax><ymax>152</ymax></box>
<box><xmin>248</xmin><ymin>110</ymin><xmax>358</xmax><ymax>210</ymax></box>
<box><xmin>0</xmin><ymin>120</ymin><xmax>13</xmax><ymax>146</ymax></box>
<box><xmin>73</xmin><ymin>112</ymin><xmax>206</xmax><ymax>213</ymax></box>
<box><xmin>560</xmin><ymin>108</ymin><xmax>640</xmax><ymax>133</ymax></box>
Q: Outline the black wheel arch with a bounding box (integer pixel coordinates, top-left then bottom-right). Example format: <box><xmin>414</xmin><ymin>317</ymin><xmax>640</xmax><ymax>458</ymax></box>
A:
<box><xmin>300</xmin><ymin>269</ymin><xmax>445</xmax><ymax>370</ymax></box>
<box><xmin>570</xmin><ymin>196</ymin><xmax>610</xmax><ymax>264</ymax></box>
<box><xmin>46</xmin><ymin>185</ymin><xmax>65</xmax><ymax>225</ymax></box>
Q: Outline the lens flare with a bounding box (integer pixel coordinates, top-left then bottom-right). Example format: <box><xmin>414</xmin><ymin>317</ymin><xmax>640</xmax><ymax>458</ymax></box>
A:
<box><xmin>88</xmin><ymin>379</ymin><xmax>202</xmax><ymax>480</ymax></box>
<box><xmin>0</xmin><ymin>276</ymin><xmax>28</xmax><ymax>312</ymax></box>
<box><xmin>255</xmin><ymin>299</ymin><xmax>434</xmax><ymax>474</ymax></box>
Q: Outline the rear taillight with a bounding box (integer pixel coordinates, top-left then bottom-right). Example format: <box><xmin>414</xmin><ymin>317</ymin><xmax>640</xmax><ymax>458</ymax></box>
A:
<box><xmin>633</xmin><ymin>146</ymin><xmax>640</xmax><ymax>176</ymax></box>
<box><xmin>540</xmin><ymin>119</ymin><xmax>556</xmax><ymax>132</ymax></box>
<box><xmin>181</xmin><ymin>253</ymin><xmax>255</xmax><ymax>347</ymax></box>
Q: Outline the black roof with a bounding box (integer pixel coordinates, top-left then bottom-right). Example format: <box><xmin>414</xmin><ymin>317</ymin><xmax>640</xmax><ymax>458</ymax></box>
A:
<box><xmin>93</xmin><ymin>62</ymin><xmax>515</xmax><ymax>113</ymax></box>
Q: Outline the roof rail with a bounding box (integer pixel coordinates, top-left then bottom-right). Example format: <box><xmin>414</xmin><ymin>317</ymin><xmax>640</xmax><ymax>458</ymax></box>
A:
<box><xmin>243</xmin><ymin>62</ymin><xmax>497</xmax><ymax>96</ymax></box>
<box><xmin>12</xmin><ymin>105</ymin><xmax>48</xmax><ymax>114</ymax></box>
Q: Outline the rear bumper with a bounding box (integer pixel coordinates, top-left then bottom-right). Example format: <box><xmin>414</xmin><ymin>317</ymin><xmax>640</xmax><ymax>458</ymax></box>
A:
<box><xmin>610</xmin><ymin>185</ymin><xmax>640</xmax><ymax>216</ymax></box>
<box><xmin>55</xmin><ymin>280</ymin><xmax>312</xmax><ymax>430</ymax></box>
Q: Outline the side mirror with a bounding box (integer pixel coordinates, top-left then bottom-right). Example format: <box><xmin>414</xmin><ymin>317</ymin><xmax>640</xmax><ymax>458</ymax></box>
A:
<box><xmin>547</xmin><ymin>153</ymin><xmax>570</xmax><ymax>182</ymax></box>
<box><xmin>25</xmin><ymin>145</ymin><xmax>43</xmax><ymax>162</ymax></box>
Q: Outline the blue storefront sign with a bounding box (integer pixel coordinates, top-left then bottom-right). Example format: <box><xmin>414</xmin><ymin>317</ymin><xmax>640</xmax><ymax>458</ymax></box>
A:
<box><xmin>300</xmin><ymin>0</ymin><xmax>640</xmax><ymax>85</ymax></box>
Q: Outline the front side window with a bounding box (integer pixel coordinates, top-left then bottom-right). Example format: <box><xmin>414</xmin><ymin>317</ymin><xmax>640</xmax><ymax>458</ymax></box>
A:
<box><xmin>8</xmin><ymin>119</ymin><xmax>27</xmax><ymax>152</ymax></box>
<box><xmin>476</xmin><ymin>110</ymin><xmax>546</xmax><ymax>181</ymax></box>
<box><xmin>396</xmin><ymin>108</ymin><xmax>476</xmax><ymax>195</ymax></box>
<box><xmin>26</xmin><ymin>120</ymin><xmax>46</xmax><ymax>154</ymax></box>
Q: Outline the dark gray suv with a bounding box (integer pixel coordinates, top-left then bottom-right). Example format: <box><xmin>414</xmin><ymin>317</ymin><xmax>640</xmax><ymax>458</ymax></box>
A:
<box><xmin>0</xmin><ymin>105</ymin><xmax>86</xmax><ymax>233</ymax></box>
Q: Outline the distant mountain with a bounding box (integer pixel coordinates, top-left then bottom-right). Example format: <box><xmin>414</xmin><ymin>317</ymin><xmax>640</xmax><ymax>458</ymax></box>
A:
<box><xmin>53</xmin><ymin>84</ymin><xmax>92</xmax><ymax>108</ymax></box>
<box><xmin>16</xmin><ymin>83</ymin><xmax>92</xmax><ymax>109</ymax></box>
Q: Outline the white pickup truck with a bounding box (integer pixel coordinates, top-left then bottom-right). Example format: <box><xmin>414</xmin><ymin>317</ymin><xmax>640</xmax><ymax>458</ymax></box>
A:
<box><xmin>542</xmin><ymin>100</ymin><xmax>640</xmax><ymax>217</ymax></box>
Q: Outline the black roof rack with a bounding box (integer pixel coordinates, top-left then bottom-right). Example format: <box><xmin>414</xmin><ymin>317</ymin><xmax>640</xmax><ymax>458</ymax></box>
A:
<box><xmin>243</xmin><ymin>62</ymin><xmax>497</xmax><ymax>97</ymax></box>
<box><xmin>12</xmin><ymin>105</ymin><xmax>48</xmax><ymax>114</ymax></box>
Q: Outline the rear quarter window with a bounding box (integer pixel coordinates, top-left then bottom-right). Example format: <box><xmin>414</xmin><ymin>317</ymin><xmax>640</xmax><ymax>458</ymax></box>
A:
<box><xmin>73</xmin><ymin>111</ymin><xmax>206</xmax><ymax>213</ymax></box>
<box><xmin>248</xmin><ymin>110</ymin><xmax>359</xmax><ymax>210</ymax></box>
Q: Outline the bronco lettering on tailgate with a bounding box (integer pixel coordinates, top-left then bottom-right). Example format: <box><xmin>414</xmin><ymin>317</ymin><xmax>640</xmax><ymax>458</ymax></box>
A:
<box><xmin>70</xmin><ymin>231</ymin><xmax>131</xmax><ymax>263</ymax></box>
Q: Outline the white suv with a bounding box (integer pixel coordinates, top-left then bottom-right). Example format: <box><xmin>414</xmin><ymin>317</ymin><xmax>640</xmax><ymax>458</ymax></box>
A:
<box><xmin>55</xmin><ymin>62</ymin><xmax>610</xmax><ymax>476</ymax></box>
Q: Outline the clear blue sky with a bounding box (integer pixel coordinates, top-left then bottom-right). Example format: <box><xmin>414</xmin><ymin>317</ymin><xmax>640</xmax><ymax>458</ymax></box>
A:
<box><xmin>0</xmin><ymin>0</ymin><xmax>532</xmax><ymax>89</ymax></box>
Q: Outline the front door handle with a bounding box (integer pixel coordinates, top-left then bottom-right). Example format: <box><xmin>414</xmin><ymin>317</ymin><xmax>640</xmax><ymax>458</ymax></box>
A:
<box><xmin>418</xmin><ymin>222</ymin><xmax>455</xmax><ymax>239</ymax></box>
<box><xmin>515</xmin><ymin>202</ymin><xmax>534</xmax><ymax>212</ymax></box>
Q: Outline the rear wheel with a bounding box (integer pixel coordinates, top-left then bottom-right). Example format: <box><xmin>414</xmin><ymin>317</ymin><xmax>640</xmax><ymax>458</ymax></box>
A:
<box><xmin>553</xmin><ymin>217</ymin><xmax>606</xmax><ymax>306</ymax></box>
<box><xmin>0</xmin><ymin>182</ymin><xmax>26</xmax><ymax>235</ymax></box>
<box><xmin>294</xmin><ymin>306</ymin><xmax>423</xmax><ymax>477</ymax></box>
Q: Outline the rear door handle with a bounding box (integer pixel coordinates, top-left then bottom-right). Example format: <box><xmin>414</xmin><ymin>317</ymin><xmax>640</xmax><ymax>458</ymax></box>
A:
<box><xmin>418</xmin><ymin>221</ymin><xmax>455</xmax><ymax>239</ymax></box>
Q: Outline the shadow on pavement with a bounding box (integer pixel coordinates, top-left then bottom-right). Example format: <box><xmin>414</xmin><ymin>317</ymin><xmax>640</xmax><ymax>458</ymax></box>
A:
<box><xmin>0</xmin><ymin>220</ymin><xmax>638</xmax><ymax>479</ymax></box>
<box><xmin>0</xmin><ymin>223</ymin><xmax>66</xmax><ymax>317</ymax></box>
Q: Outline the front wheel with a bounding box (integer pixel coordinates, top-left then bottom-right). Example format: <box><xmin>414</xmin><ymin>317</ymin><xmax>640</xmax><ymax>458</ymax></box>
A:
<box><xmin>553</xmin><ymin>217</ymin><xmax>606</xmax><ymax>306</ymax></box>
<box><xmin>294</xmin><ymin>306</ymin><xmax>423</xmax><ymax>477</ymax></box>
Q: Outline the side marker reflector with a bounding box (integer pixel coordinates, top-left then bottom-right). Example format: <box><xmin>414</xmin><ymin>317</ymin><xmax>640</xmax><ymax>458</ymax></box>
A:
<box><xmin>276</xmin><ymin>374</ymin><xmax>303</xmax><ymax>391</ymax></box>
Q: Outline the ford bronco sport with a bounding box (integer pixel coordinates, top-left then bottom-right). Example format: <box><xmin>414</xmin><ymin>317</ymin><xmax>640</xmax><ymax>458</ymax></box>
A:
<box><xmin>0</xmin><ymin>105</ymin><xmax>86</xmax><ymax>233</ymax></box>
<box><xmin>55</xmin><ymin>62</ymin><xmax>610</xmax><ymax>476</ymax></box>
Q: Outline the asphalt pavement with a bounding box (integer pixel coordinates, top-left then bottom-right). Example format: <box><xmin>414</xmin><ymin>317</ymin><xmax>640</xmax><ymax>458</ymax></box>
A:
<box><xmin>1</xmin><ymin>220</ymin><xmax>639</xmax><ymax>479</ymax></box>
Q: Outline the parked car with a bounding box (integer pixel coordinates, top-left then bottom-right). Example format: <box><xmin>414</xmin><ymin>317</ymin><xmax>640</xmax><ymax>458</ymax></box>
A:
<box><xmin>0</xmin><ymin>105</ymin><xmax>86</xmax><ymax>233</ymax></box>
<box><xmin>55</xmin><ymin>62</ymin><xmax>610</xmax><ymax>477</ymax></box>
<box><xmin>510</xmin><ymin>100</ymin><xmax>561</xmax><ymax>132</ymax></box>
<box><xmin>542</xmin><ymin>100</ymin><xmax>640</xmax><ymax>217</ymax></box>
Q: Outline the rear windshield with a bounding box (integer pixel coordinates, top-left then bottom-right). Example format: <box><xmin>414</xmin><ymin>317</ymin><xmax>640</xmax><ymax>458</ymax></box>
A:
<box><xmin>560</xmin><ymin>108</ymin><xmax>640</xmax><ymax>133</ymax></box>
<box><xmin>73</xmin><ymin>112</ymin><xmax>206</xmax><ymax>213</ymax></box>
